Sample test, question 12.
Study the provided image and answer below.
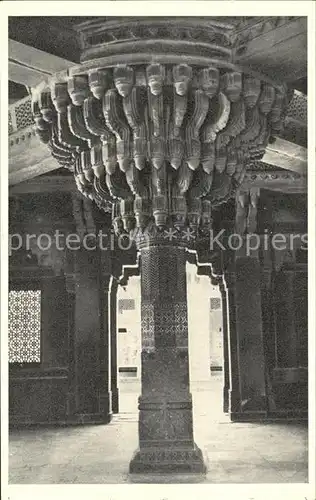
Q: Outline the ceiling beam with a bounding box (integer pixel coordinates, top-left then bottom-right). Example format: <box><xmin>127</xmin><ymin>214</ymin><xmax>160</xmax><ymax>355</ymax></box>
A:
<box><xmin>235</xmin><ymin>17</ymin><xmax>307</xmax><ymax>83</ymax></box>
<box><xmin>9</xmin><ymin>176</ymin><xmax>76</xmax><ymax>195</ymax></box>
<box><xmin>9</xmin><ymin>61</ymin><xmax>50</xmax><ymax>89</ymax></box>
<box><xmin>263</xmin><ymin>138</ymin><xmax>307</xmax><ymax>175</ymax></box>
<box><xmin>9</xmin><ymin>39</ymin><xmax>73</xmax><ymax>87</ymax></box>
<box><xmin>9</xmin><ymin>131</ymin><xmax>61</xmax><ymax>186</ymax></box>
<box><xmin>9</xmin><ymin>157</ymin><xmax>61</xmax><ymax>186</ymax></box>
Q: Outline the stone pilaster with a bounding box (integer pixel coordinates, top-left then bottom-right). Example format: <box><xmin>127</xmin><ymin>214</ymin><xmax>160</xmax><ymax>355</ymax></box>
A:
<box><xmin>109</xmin><ymin>277</ymin><xmax>119</xmax><ymax>414</ymax></box>
<box><xmin>219</xmin><ymin>280</ymin><xmax>229</xmax><ymax>414</ymax></box>
<box><xmin>223</xmin><ymin>271</ymin><xmax>241</xmax><ymax>416</ymax></box>
<box><xmin>72</xmin><ymin>248</ymin><xmax>112</xmax><ymax>423</ymax></box>
<box><xmin>274</xmin><ymin>268</ymin><xmax>298</xmax><ymax>368</ymax></box>
<box><xmin>234</xmin><ymin>244</ymin><xmax>268</xmax><ymax>419</ymax></box>
<box><xmin>223</xmin><ymin>188</ymin><xmax>268</xmax><ymax>420</ymax></box>
<box><xmin>260</xmin><ymin>244</ymin><xmax>277</xmax><ymax>412</ymax></box>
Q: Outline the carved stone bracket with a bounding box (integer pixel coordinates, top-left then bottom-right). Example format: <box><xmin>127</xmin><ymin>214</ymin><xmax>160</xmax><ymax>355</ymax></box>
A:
<box><xmin>32</xmin><ymin>19</ymin><xmax>289</xmax><ymax>250</ymax></box>
<box><xmin>235</xmin><ymin>187</ymin><xmax>260</xmax><ymax>235</ymax></box>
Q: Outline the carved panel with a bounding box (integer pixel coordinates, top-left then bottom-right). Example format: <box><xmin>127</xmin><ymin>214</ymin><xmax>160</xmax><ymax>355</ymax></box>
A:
<box><xmin>9</xmin><ymin>290</ymin><xmax>41</xmax><ymax>363</ymax></box>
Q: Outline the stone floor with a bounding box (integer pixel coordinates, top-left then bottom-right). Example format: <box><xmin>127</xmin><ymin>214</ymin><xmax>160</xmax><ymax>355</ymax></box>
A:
<box><xmin>9</xmin><ymin>375</ymin><xmax>308</xmax><ymax>484</ymax></box>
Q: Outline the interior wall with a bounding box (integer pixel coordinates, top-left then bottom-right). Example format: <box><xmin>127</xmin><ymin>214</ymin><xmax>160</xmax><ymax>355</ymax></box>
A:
<box><xmin>256</xmin><ymin>191</ymin><xmax>309</xmax><ymax>416</ymax></box>
<box><xmin>8</xmin><ymin>192</ymin><xmax>113</xmax><ymax>426</ymax></box>
<box><xmin>9</xmin><ymin>276</ymin><xmax>70</xmax><ymax>425</ymax></box>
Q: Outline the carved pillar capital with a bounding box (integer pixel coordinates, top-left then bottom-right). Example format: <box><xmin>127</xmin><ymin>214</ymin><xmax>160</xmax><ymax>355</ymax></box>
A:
<box><xmin>32</xmin><ymin>20</ymin><xmax>289</xmax><ymax>243</ymax></box>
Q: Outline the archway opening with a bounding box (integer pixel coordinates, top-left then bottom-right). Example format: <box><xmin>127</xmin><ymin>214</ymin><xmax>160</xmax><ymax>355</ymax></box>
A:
<box><xmin>116</xmin><ymin>276</ymin><xmax>141</xmax><ymax>416</ymax></box>
<box><xmin>116</xmin><ymin>264</ymin><xmax>227</xmax><ymax>431</ymax></box>
<box><xmin>186</xmin><ymin>263</ymin><xmax>227</xmax><ymax>447</ymax></box>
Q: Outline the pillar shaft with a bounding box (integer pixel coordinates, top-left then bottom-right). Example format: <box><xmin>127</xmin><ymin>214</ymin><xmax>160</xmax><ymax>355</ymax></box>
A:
<box><xmin>275</xmin><ymin>270</ymin><xmax>298</xmax><ymax>367</ymax></box>
<box><xmin>225</xmin><ymin>246</ymin><xmax>268</xmax><ymax>421</ymax></box>
<box><xmin>224</xmin><ymin>272</ymin><xmax>241</xmax><ymax>416</ymax></box>
<box><xmin>219</xmin><ymin>282</ymin><xmax>230</xmax><ymax>414</ymax></box>
<box><xmin>235</xmin><ymin>249</ymin><xmax>267</xmax><ymax>416</ymax></box>
<box><xmin>129</xmin><ymin>244</ymin><xmax>206</xmax><ymax>473</ymax></box>
<box><xmin>72</xmin><ymin>248</ymin><xmax>112</xmax><ymax>423</ymax></box>
<box><xmin>110</xmin><ymin>278</ymin><xmax>119</xmax><ymax>414</ymax></box>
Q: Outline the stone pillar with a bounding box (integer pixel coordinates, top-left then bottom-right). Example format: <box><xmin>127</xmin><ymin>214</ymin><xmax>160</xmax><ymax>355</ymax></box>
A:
<box><xmin>275</xmin><ymin>269</ymin><xmax>298</xmax><ymax>368</ymax></box>
<box><xmin>223</xmin><ymin>272</ymin><xmax>241</xmax><ymax>417</ymax></box>
<box><xmin>219</xmin><ymin>280</ymin><xmax>229</xmax><ymax>414</ymax></box>
<box><xmin>110</xmin><ymin>277</ymin><xmax>119</xmax><ymax>414</ymax></box>
<box><xmin>129</xmin><ymin>243</ymin><xmax>206</xmax><ymax>474</ymax></box>
<box><xmin>233</xmin><ymin>245</ymin><xmax>268</xmax><ymax>419</ymax></box>
<box><xmin>260</xmin><ymin>251</ymin><xmax>277</xmax><ymax>412</ymax></box>
<box><xmin>223</xmin><ymin>188</ymin><xmax>268</xmax><ymax>421</ymax></box>
<box><xmin>31</xmin><ymin>15</ymin><xmax>291</xmax><ymax>461</ymax></box>
<box><xmin>65</xmin><ymin>275</ymin><xmax>77</xmax><ymax>419</ymax></box>
<box><xmin>72</xmin><ymin>248</ymin><xmax>112</xmax><ymax>423</ymax></box>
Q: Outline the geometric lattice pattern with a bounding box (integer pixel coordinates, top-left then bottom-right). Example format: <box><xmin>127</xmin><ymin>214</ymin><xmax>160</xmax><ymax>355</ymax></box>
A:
<box><xmin>141</xmin><ymin>247</ymin><xmax>186</xmax><ymax>302</ymax></box>
<box><xmin>141</xmin><ymin>302</ymin><xmax>188</xmax><ymax>348</ymax></box>
<box><xmin>8</xmin><ymin>110</ymin><xmax>13</xmax><ymax>135</ymax></box>
<box><xmin>9</xmin><ymin>290</ymin><xmax>41</xmax><ymax>363</ymax></box>
<box><xmin>15</xmin><ymin>98</ymin><xmax>34</xmax><ymax>130</ymax></box>
<box><xmin>141</xmin><ymin>303</ymin><xmax>155</xmax><ymax>349</ymax></box>
<box><xmin>286</xmin><ymin>91</ymin><xmax>307</xmax><ymax>123</ymax></box>
<box><xmin>118</xmin><ymin>298</ymin><xmax>135</xmax><ymax>313</ymax></box>
<box><xmin>210</xmin><ymin>297</ymin><xmax>221</xmax><ymax>310</ymax></box>
<box><xmin>174</xmin><ymin>302</ymin><xmax>188</xmax><ymax>348</ymax></box>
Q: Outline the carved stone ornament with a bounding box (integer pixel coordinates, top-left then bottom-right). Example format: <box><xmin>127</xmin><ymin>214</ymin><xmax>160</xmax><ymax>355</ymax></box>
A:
<box><xmin>32</xmin><ymin>18</ymin><xmax>289</xmax><ymax>248</ymax></box>
<box><xmin>235</xmin><ymin>186</ymin><xmax>260</xmax><ymax>235</ymax></box>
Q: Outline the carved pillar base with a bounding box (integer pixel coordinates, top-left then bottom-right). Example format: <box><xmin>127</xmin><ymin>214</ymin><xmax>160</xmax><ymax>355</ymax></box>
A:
<box><xmin>129</xmin><ymin>243</ymin><xmax>206</xmax><ymax>474</ymax></box>
<box><xmin>130</xmin><ymin>445</ymin><xmax>206</xmax><ymax>474</ymax></box>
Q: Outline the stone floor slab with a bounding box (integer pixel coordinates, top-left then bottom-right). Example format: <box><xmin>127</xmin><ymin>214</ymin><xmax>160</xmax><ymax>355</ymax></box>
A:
<box><xmin>9</xmin><ymin>377</ymin><xmax>308</xmax><ymax>484</ymax></box>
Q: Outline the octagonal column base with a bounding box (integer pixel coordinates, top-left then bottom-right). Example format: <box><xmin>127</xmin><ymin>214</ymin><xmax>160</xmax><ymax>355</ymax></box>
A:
<box><xmin>129</xmin><ymin>444</ymin><xmax>207</xmax><ymax>474</ymax></box>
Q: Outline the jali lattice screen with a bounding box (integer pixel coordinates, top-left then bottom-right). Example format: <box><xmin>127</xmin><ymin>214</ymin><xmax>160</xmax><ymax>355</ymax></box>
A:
<box><xmin>210</xmin><ymin>297</ymin><xmax>221</xmax><ymax>311</ymax></box>
<box><xmin>118</xmin><ymin>298</ymin><xmax>136</xmax><ymax>314</ymax></box>
<box><xmin>9</xmin><ymin>290</ymin><xmax>41</xmax><ymax>363</ymax></box>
